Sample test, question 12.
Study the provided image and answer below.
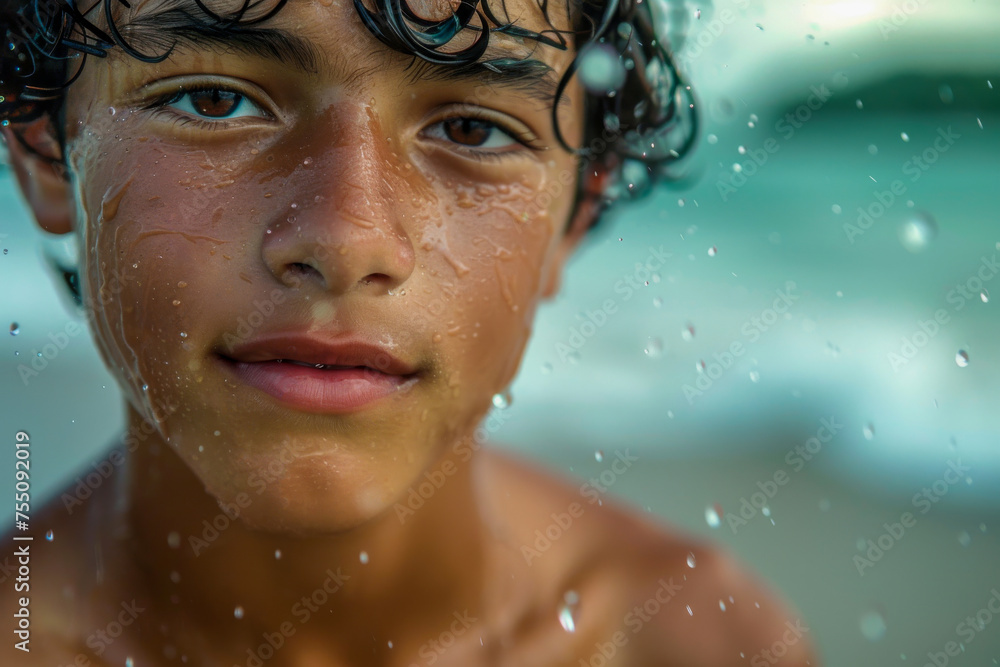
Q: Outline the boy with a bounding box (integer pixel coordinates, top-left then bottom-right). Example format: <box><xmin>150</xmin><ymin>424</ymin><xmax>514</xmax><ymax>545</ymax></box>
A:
<box><xmin>1</xmin><ymin>0</ymin><xmax>819</xmax><ymax>663</ymax></box>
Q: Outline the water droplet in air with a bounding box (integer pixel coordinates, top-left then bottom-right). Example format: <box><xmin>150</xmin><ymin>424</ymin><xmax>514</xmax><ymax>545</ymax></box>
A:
<box><xmin>900</xmin><ymin>132</ymin><xmax>910</xmax><ymax>142</ymax></box>
<box><xmin>594</xmin><ymin>450</ymin><xmax>604</xmax><ymax>463</ymax></box>
<box><xmin>541</xmin><ymin>362</ymin><xmax>553</xmax><ymax>374</ymax></box>
<box><xmin>958</xmin><ymin>530</ymin><xmax>971</xmax><ymax>547</ymax></box>
<box><xmin>863</xmin><ymin>424</ymin><xmax>875</xmax><ymax>440</ymax></box>
<box><xmin>491</xmin><ymin>391</ymin><xmax>512</xmax><ymax>409</ymax></box>
<box><xmin>359</xmin><ymin>551</ymin><xmax>369</xmax><ymax>564</ymax></box>
<box><xmin>167</xmin><ymin>532</ymin><xmax>180</xmax><ymax>549</ymax></box>
<box><xmin>686</xmin><ymin>552</ymin><xmax>696</xmax><ymax>568</ymax></box>
<box><xmin>939</xmin><ymin>84</ymin><xmax>954</xmax><ymax>104</ymax></box>
<box><xmin>859</xmin><ymin>609</ymin><xmax>887</xmax><ymax>641</ymax></box>
<box><xmin>695</xmin><ymin>8</ymin><xmax>701</xmax><ymax>18</ymax></box>
<box><xmin>682</xmin><ymin>324</ymin><xmax>695</xmax><ymax>341</ymax></box>
<box><xmin>9</xmin><ymin>323</ymin><xmax>18</xmax><ymax>336</ymax></box>
<box><xmin>705</xmin><ymin>504</ymin><xmax>722</xmax><ymax>529</ymax></box>
<box><xmin>956</xmin><ymin>350</ymin><xmax>969</xmax><ymax>367</ymax></box>
<box><xmin>749</xmin><ymin>370</ymin><xmax>760</xmax><ymax>383</ymax></box>
<box><xmin>45</xmin><ymin>530</ymin><xmax>53</xmax><ymax>541</ymax></box>
<box><xmin>732</xmin><ymin>163</ymin><xmax>743</xmax><ymax>173</ymax></box>
<box><xmin>856</xmin><ymin>99</ymin><xmax>864</xmax><ymax>110</ymax></box>
<box><xmin>707</xmin><ymin>134</ymin><xmax>718</xmax><ymax>144</ymax></box>
<box><xmin>274</xmin><ymin>549</ymin><xmax>282</xmax><ymax>559</ymax></box>
<box><xmin>898</xmin><ymin>212</ymin><xmax>937</xmax><ymax>252</ymax></box>
<box><xmin>653</xmin><ymin>296</ymin><xmax>663</xmax><ymax>308</ymax></box>
<box><xmin>707</xmin><ymin>246</ymin><xmax>718</xmax><ymax>257</ymax></box>
<box><xmin>126</xmin><ymin>658</ymin><xmax>134</xmax><ymax>667</ymax></box>
<box><xmin>234</xmin><ymin>606</ymin><xmax>244</xmax><ymax>619</ymax></box>
<box><xmin>577</xmin><ymin>43</ymin><xmax>626</xmax><ymax>94</ymax></box>
<box><xmin>981</xmin><ymin>289</ymin><xmax>989</xmax><ymax>303</ymax></box>
<box><xmin>644</xmin><ymin>338</ymin><xmax>663</xmax><ymax>358</ymax></box>
<box><xmin>832</xmin><ymin>204</ymin><xmax>842</xmax><ymax>214</ymax></box>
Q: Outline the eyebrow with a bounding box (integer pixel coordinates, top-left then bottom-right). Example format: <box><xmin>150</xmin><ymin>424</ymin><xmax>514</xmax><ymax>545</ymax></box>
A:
<box><xmin>116</xmin><ymin>7</ymin><xmax>566</xmax><ymax>107</ymax></box>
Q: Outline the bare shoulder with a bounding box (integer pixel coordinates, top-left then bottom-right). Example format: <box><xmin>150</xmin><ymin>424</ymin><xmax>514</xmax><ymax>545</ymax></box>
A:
<box><xmin>480</xmin><ymin>447</ymin><xmax>820</xmax><ymax>666</ymax></box>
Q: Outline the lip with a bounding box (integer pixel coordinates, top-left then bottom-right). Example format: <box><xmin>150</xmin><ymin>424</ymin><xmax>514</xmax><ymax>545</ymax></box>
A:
<box><xmin>216</xmin><ymin>334</ymin><xmax>419</xmax><ymax>414</ymax></box>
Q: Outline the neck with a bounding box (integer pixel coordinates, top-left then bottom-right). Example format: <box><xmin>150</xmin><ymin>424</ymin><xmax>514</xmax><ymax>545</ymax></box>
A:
<box><xmin>116</xmin><ymin>404</ymin><xmax>493</xmax><ymax>662</ymax></box>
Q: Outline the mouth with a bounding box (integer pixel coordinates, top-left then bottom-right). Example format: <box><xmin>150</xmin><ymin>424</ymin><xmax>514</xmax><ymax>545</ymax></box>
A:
<box><xmin>215</xmin><ymin>335</ymin><xmax>420</xmax><ymax>414</ymax></box>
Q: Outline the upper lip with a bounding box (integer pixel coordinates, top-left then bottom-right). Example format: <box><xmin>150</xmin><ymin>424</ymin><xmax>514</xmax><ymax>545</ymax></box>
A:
<box><xmin>219</xmin><ymin>333</ymin><xmax>418</xmax><ymax>376</ymax></box>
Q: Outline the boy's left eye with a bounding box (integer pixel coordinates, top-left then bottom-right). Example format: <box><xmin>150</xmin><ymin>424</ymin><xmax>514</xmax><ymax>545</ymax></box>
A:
<box><xmin>430</xmin><ymin>117</ymin><xmax>518</xmax><ymax>150</ymax></box>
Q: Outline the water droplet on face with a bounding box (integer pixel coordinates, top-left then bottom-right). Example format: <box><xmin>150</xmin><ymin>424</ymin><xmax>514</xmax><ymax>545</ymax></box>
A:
<box><xmin>9</xmin><ymin>323</ymin><xmax>18</xmax><ymax>336</ymax></box>
<box><xmin>558</xmin><ymin>592</ymin><xmax>578</xmax><ymax>632</ymax></box>
<box><xmin>686</xmin><ymin>604</ymin><xmax>694</xmax><ymax>616</ymax></box>
<box><xmin>644</xmin><ymin>338</ymin><xmax>663</xmax><ymax>358</ymax></box>
<box><xmin>898</xmin><ymin>212</ymin><xmax>937</xmax><ymax>252</ymax></box>
<box><xmin>491</xmin><ymin>391</ymin><xmax>512</xmax><ymax>409</ymax></box>
<box><xmin>859</xmin><ymin>609</ymin><xmax>887</xmax><ymax>641</ymax></box>
<box><xmin>719</xmin><ymin>600</ymin><xmax>726</xmax><ymax>611</ymax></box>
<box><xmin>705</xmin><ymin>504</ymin><xmax>722</xmax><ymax>529</ymax></box>
<box><xmin>45</xmin><ymin>529</ymin><xmax>54</xmax><ymax>541</ymax></box>
<box><xmin>359</xmin><ymin>550</ymin><xmax>369</xmax><ymax>564</ymax></box>
<box><xmin>167</xmin><ymin>532</ymin><xmax>180</xmax><ymax>549</ymax></box>
<box><xmin>707</xmin><ymin>246</ymin><xmax>718</xmax><ymax>257</ymax></box>
<box><xmin>274</xmin><ymin>549</ymin><xmax>282</xmax><ymax>559</ymax></box>
<box><xmin>594</xmin><ymin>450</ymin><xmax>604</xmax><ymax>463</ymax></box>
<box><xmin>863</xmin><ymin>424</ymin><xmax>875</xmax><ymax>440</ymax></box>
<box><xmin>234</xmin><ymin>606</ymin><xmax>244</xmax><ymax>619</ymax></box>
<box><xmin>108</xmin><ymin>106</ymin><xmax>116</xmax><ymax>116</ymax></box>
<box><xmin>686</xmin><ymin>552</ymin><xmax>696</xmax><ymax>568</ymax></box>
<box><xmin>126</xmin><ymin>658</ymin><xmax>134</xmax><ymax>667</ymax></box>
<box><xmin>956</xmin><ymin>350</ymin><xmax>970</xmax><ymax>367</ymax></box>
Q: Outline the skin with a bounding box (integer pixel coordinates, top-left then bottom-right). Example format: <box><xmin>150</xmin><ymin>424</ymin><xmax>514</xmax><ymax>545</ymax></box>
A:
<box><xmin>2</xmin><ymin>0</ymin><xmax>821</xmax><ymax>664</ymax></box>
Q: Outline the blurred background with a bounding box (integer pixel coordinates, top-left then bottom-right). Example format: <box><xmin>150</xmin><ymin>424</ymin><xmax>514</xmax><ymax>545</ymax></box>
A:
<box><xmin>2</xmin><ymin>0</ymin><xmax>999</xmax><ymax>664</ymax></box>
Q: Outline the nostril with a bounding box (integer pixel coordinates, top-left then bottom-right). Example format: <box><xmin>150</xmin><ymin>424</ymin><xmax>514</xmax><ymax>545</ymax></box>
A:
<box><xmin>281</xmin><ymin>262</ymin><xmax>323</xmax><ymax>287</ymax></box>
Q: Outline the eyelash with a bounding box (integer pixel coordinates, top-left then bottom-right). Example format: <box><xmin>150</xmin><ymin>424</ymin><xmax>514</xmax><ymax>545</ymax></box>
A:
<box><xmin>141</xmin><ymin>84</ymin><xmax>535</xmax><ymax>162</ymax></box>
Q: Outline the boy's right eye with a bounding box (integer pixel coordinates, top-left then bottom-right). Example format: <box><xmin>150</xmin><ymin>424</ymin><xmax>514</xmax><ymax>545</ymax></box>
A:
<box><xmin>141</xmin><ymin>81</ymin><xmax>272</xmax><ymax>128</ymax></box>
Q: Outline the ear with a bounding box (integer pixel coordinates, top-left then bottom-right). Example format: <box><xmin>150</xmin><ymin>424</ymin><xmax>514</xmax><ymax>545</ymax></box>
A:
<box><xmin>2</xmin><ymin>121</ymin><xmax>73</xmax><ymax>235</ymax></box>
<box><xmin>540</xmin><ymin>165</ymin><xmax>608</xmax><ymax>299</ymax></box>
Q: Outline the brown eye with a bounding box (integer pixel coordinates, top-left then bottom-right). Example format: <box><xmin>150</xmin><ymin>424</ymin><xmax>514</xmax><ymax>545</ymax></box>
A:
<box><xmin>443</xmin><ymin>117</ymin><xmax>491</xmax><ymax>146</ymax></box>
<box><xmin>159</xmin><ymin>85</ymin><xmax>268</xmax><ymax>122</ymax></box>
<box><xmin>439</xmin><ymin>116</ymin><xmax>516</xmax><ymax>149</ymax></box>
<box><xmin>188</xmin><ymin>89</ymin><xmax>241</xmax><ymax>117</ymax></box>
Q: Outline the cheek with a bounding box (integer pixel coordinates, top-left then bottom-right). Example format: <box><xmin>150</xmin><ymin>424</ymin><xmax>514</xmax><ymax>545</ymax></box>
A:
<box><xmin>69</xmin><ymin>127</ymin><xmax>258</xmax><ymax>423</ymax></box>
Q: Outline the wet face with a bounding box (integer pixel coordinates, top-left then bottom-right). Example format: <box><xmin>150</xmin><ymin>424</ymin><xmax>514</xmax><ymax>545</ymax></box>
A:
<box><xmin>57</xmin><ymin>0</ymin><xmax>587</xmax><ymax>531</ymax></box>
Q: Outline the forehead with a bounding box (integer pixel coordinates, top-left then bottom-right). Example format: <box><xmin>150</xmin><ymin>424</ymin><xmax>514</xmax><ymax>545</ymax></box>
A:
<box><xmin>105</xmin><ymin>0</ymin><xmax>580</xmax><ymax>74</ymax></box>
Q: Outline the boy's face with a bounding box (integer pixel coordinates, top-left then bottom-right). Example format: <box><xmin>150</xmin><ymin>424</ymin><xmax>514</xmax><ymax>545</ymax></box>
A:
<box><xmin>36</xmin><ymin>0</ymin><xmax>588</xmax><ymax>530</ymax></box>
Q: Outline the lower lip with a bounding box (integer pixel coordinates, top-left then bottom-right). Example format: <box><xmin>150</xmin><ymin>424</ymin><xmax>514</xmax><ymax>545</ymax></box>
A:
<box><xmin>219</xmin><ymin>358</ymin><xmax>417</xmax><ymax>414</ymax></box>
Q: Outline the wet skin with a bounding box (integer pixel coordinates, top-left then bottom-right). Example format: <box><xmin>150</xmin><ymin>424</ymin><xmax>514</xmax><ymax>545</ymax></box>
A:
<box><xmin>2</xmin><ymin>0</ymin><xmax>821</xmax><ymax>663</ymax></box>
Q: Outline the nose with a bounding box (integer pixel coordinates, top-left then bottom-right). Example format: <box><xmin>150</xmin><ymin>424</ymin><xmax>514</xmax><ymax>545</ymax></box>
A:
<box><xmin>261</xmin><ymin>105</ymin><xmax>416</xmax><ymax>296</ymax></box>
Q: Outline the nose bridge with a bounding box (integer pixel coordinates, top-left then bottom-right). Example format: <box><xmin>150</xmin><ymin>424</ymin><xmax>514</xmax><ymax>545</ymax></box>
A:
<box><xmin>263</xmin><ymin>99</ymin><xmax>415</xmax><ymax>293</ymax></box>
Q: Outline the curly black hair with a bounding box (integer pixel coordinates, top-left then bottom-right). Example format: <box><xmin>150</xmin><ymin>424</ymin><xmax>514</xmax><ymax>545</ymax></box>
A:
<box><xmin>1</xmin><ymin>0</ymin><xmax>697</xmax><ymax>215</ymax></box>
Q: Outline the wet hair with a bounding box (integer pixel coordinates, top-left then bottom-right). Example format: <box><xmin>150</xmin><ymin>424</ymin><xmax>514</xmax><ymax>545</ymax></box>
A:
<box><xmin>1</xmin><ymin>0</ymin><xmax>697</xmax><ymax>220</ymax></box>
